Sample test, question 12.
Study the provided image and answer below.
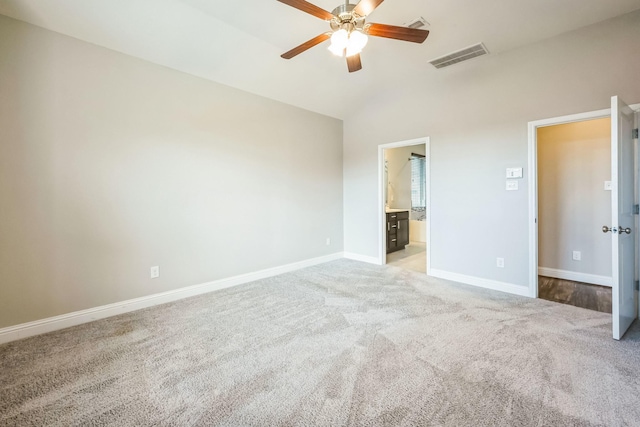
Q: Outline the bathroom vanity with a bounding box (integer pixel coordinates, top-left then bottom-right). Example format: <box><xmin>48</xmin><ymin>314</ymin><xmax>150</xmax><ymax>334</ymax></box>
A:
<box><xmin>386</xmin><ymin>210</ymin><xmax>409</xmax><ymax>253</ymax></box>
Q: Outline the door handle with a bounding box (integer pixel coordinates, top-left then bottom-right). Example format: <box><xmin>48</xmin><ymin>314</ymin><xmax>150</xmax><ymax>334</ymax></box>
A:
<box><xmin>603</xmin><ymin>225</ymin><xmax>632</xmax><ymax>234</ymax></box>
<box><xmin>619</xmin><ymin>226</ymin><xmax>632</xmax><ymax>234</ymax></box>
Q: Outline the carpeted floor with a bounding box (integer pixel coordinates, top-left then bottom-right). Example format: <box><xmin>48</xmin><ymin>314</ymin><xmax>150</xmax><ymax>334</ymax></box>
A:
<box><xmin>1</xmin><ymin>259</ymin><xmax>639</xmax><ymax>426</ymax></box>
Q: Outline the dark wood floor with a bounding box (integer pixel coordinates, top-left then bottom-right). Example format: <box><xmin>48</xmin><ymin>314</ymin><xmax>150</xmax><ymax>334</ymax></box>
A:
<box><xmin>538</xmin><ymin>276</ymin><xmax>612</xmax><ymax>313</ymax></box>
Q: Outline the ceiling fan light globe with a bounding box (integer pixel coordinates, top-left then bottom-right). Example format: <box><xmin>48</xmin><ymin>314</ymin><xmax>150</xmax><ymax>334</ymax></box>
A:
<box><xmin>330</xmin><ymin>29</ymin><xmax>349</xmax><ymax>50</ymax></box>
<box><xmin>349</xmin><ymin>30</ymin><xmax>368</xmax><ymax>51</ymax></box>
<box><xmin>328</xmin><ymin>43</ymin><xmax>345</xmax><ymax>57</ymax></box>
<box><xmin>345</xmin><ymin>45</ymin><xmax>362</xmax><ymax>57</ymax></box>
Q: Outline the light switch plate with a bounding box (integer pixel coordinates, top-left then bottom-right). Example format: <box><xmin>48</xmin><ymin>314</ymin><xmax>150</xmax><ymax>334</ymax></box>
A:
<box><xmin>506</xmin><ymin>180</ymin><xmax>518</xmax><ymax>191</ymax></box>
<box><xmin>506</xmin><ymin>168</ymin><xmax>523</xmax><ymax>179</ymax></box>
<box><xmin>604</xmin><ymin>181</ymin><xmax>612</xmax><ymax>190</ymax></box>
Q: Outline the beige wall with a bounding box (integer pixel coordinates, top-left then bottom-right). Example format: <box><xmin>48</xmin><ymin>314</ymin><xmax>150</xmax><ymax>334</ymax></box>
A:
<box><xmin>537</xmin><ymin>119</ymin><xmax>612</xmax><ymax>277</ymax></box>
<box><xmin>343</xmin><ymin>10</ymin><xmax>640</xmax><ymax>288</ymax></box>
<box><xmin>0</xmin><ymin>15</ymin><xmax>343</xmax><ymax>328</ymax></box>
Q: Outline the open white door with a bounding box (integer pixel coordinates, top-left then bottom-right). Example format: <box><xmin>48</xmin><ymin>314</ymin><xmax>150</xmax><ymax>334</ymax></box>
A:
<box><xmin>611</xmin><ymin>96</ymin><xmax>638</xmax><ymax>340</ymax></box>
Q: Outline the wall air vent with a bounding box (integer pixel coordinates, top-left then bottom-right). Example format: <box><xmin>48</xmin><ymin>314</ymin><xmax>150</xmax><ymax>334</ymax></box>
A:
<box><xmin>429</xmin><ymin>43</ymin><xmax>489</xmax><ymax>69</ymax></box>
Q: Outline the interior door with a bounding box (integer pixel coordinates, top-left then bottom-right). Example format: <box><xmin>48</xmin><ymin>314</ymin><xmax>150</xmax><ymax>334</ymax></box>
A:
<box><xmin>611</xmin><ymin>96</ymin><xmax>638</xmax><ymax>340</ymax></box>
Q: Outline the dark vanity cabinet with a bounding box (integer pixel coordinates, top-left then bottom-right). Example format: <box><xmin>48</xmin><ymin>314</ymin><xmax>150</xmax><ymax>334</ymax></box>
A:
<box><xmin>386</xmin><ymin>211</ymin><xmax>409</xmax><ymax>253</ymax></box>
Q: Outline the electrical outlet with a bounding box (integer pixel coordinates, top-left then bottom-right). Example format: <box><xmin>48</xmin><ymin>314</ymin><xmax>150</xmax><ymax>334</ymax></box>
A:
<box><xmin>572</xmin><ymin>251</ymin><xmax>581</xmax><ymax>261</ymax></box>
<box><xmin>150</xmin><ymin>266</ymin><xmax>160</xmax><ymax>279</ymax></box>
<box><xmin>326</xmin><ymin>238</ymin><xmax>331</xmax><ymax>246</ymax></box>
<box><xmin>496</xmin><ymin>258</ymin><xmax>505</xmax><ymax>268</ymax></box>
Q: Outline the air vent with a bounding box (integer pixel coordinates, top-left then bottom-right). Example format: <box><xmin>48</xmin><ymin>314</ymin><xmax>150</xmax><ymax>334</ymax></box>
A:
<box><xmin>404</xmin><ymin>17</ymin><xmax>429</xmax><ymax>29</ymax></box>
<box><xmin>429</xmin><ymin>43</ymin><xmax>489</xmax><ymax>69</ymax></box>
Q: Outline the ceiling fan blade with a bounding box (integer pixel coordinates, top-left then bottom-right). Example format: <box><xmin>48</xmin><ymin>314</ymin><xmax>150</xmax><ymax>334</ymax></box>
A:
<box><xmin>281</xmin><ymin>33</ymin><xmax>331</xmax><ymax>59</ymax></box>
<box><xmin>353</xmin><ymin>0</ymin><xmax>384</xmax><ymax>17</ymax></box>
<box><xmin>346</xmin><ymin>54</ymin><xmax>362</xmax><ymax>73</ymax></box>
<box><xmin>366</xmin><ymin>23</ymin><xmax>429</xmax><ymax>43</ymax></box>
<box><xmin>277</xmin><ymin>0</ymin><xmax>335</xmax><ymax>21</ymax></box>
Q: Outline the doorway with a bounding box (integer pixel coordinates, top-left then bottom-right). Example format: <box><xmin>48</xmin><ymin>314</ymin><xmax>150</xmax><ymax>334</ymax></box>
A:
<box><xmin>528</xmin><ymin>98</ymin><xmax>640</xmax><ymax>340</ymax></box>
<box><xmin>378</xmin><ymin>137</ymin><xmax>430</xmax><ymax>273</ymax></box>
<box><xmin>536</xmin><ymin>117</ymin><xmax>613</xmax><ymax>313</ymax></box>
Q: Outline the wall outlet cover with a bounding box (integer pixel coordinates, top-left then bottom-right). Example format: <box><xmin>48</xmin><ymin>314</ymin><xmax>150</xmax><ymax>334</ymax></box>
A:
<box><xmin>496</xmin><ymin>257</ymin><xmax>505</xmax><ymax>268</ymax></box>
<box><xmin>150</xmin><ymin>266</ymin><xmax>160</xmax><ymax>279</ymax></box>
<box><xmin>572</xmin><ymin>251</ymin><xmax>581</xmax><ymax>261</ymax></box>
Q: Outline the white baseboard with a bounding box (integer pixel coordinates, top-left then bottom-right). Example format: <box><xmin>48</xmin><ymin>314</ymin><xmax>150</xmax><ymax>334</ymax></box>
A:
<box><xmin>538</xmin><ymin>267</ymin><xmax>612</xmax><ymax>287</ymax></box>
<box><xmin>0</xmin><ymin>252</ymin><xmax>343</xmax><ymax>345</ymax></box>
<box><xmin>343</xmin><ymin>252</ymin><xmax>381</xmax><ymax>265</ymax></box>
<box><xmin>428</xmin><ymin>268</ymin><xmax>531</xmax><ymax>297</ymax></box>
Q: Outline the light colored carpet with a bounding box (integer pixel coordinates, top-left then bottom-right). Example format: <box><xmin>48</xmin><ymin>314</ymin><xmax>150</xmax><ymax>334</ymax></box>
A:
<box><xmin>1</xmin><ymin>259</ymin><xmax>639</xmax><ymax>426</ymax></box>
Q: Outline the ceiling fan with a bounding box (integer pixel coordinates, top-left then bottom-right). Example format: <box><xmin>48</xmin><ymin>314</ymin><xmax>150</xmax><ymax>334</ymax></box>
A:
<box><xmin>277</xmin><ymin>0</ymin><xmax>430</xmax><ymax>73</ymax></box>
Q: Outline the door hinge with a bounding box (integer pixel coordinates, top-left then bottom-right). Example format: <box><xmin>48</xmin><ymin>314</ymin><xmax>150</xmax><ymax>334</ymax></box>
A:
<box><xmin>635</xmin><ymin>204</ymin><xmax>639</xmax><ymax>215</ymax></box>
<box><xmin>634</xmin><ymin>128</ymin><xmax>639</xmax><ymax>139</ymax></box>
<box><xmin>635</xmin><ymin>280</ymin><xmax>639</xmax><ymax>291</ymax></box>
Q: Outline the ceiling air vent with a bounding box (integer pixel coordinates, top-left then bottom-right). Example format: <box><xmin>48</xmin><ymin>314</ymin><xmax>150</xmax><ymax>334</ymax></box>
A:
<box><xmin>429</xmin><ymin>43</ymin><xmax>489</xmax><ymax>69</ymax></box>
<box><xmin>404</xmin><ymin>17</ymin><xmax>429</xmax><ymax>29</ymax></box>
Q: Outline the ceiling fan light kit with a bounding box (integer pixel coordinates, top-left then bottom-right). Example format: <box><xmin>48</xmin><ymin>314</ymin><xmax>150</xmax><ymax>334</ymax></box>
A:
<box><xmin>328</xmin><ymin>28</ymin><xmax>368</xmax><ymax>57</ymax></box>
<box><xmin>277</xmin><ymin>0</ymin><xmax>429</xmax><ymax>72</ymax></box>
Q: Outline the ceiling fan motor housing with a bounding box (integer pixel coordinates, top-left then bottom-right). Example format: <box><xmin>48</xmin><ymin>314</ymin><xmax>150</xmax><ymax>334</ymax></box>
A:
<box><xmin>330</xmin><ymin>3</ymin><xmax>365</xmax><ymax>32</ymax></box>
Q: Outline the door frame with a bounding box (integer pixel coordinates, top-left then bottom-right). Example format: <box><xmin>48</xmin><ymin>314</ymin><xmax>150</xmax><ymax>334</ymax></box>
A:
<box><xmin>378</xmin><ymin>137</ymin><xmax>430</xmax><ymax>269</ymax></box>
<box><xmin>527</xmin><ymin>105</ymin><xmax>640</xmax><ymax>299</ymax></box>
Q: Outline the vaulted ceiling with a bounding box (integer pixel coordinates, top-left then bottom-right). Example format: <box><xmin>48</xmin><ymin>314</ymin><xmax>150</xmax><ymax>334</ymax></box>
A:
<box><xmin>2</xmin><ymin>0</ymin><xmax>640</xmax><ymax>119</ymax></box>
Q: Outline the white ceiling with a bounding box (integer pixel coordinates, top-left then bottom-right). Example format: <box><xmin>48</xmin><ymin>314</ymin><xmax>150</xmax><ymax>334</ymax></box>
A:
<box><xmin>2</xmin><ymin>0</ymin><xmax>640</xmax><ymax>119</ymax></box>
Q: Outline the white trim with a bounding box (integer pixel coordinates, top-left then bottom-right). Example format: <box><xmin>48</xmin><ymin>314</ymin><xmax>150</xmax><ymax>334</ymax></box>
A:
<box><xmin>528</xmin><ymin>108</ymin><xmax>612</xmax><ymax>299</ymax></box>
<box><xmin>528</xmin><ymin>121</ymin><xmax>539</xmax><ymax>298</ymax></box>
<box><xmin>429</xmin><ymin>269</ymin><xmax>530</xmax><ymax>297</ymax></box>
<box><xmin>0</xmin><ymin>252</ymin><xmax>343</xmax><ymax>345</ymax></box>
<box><xmin>538</xmin><ymin>267</ymin><xmax>612</xmax><ymax>287</ymax></box>
<box><xmin>426</xmin><ymin>142</ymin><xmax>432</xmax><ymax>277</ymax></box>
<box><xmin>343</xmin><ymin>252</ymin><xmax>381</xmax><ymax>265</ymax></box>
<box><xmin>377</xmin><ymin>137</ymin><xmax>430</xmax><ymax>269</ymax></box>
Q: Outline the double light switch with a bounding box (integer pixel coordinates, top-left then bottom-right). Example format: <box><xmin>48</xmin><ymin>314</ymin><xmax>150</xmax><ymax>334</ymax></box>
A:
<box><xmin>506</xmin><ymin>167</ymin><xmax>523</xmax><ymax>191</ymax></box>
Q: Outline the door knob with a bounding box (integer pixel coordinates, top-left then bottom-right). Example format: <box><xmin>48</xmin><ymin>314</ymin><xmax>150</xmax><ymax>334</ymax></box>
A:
<box><xmin>602</xmin><ymin>226</ymin><xmax>613</xmax><ymax>233</ymax></box>
<box><xmin>619</xmin><ymin>226</ymin><xmax>632</xmax><ymax>234</ymax></box>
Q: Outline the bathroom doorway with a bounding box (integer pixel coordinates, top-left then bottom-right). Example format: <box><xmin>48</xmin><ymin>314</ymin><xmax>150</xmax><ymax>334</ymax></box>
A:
<box><xmin>378</xmin><ymin>137</ymin><xmax>430</xmax><ymax>273</ymax></box>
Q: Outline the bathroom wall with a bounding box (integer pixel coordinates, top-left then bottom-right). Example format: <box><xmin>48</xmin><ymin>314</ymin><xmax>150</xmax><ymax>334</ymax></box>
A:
<box><xmin>385</xmin><ymin>144</ymin><xmax>426</xmax><ymax>211</ymax></box>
